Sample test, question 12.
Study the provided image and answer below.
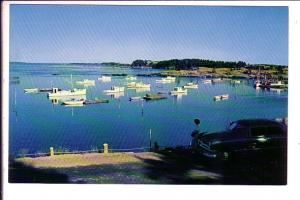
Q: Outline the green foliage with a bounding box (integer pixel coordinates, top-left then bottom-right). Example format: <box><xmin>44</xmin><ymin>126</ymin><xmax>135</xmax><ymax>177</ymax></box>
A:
<box><xmin>132</xmin><ymin>58</ymin><xmax>246</xmax><ymax>70</ymax></box>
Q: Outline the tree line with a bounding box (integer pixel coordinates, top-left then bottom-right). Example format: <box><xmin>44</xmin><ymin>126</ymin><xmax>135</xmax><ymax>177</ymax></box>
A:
<box><xmin>131</xmin><ymin>59</ymin><xmax>247</xmax><ymax>70</ymax></box>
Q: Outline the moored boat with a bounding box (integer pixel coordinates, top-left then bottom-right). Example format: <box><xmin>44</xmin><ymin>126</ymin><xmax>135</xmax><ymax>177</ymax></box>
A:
<box><xmin>214</xmin><ymin>94</ymin><xmax>229</xmax><ymax>101</ymax></box>
<box><xmin>202</xmin><ymin>79</ymin><xmax>212</xmax><ymax>84</ymax></box>
<box><xmin>98</xmin><ymin>76</ymin><xmax>111</xmax><ymax>82</ymax></box>
<box><xmin>84</xmin><ymin>99</ymin><xmax>109</xmax><ymax>104</ymax></box>
<box><xmin>183</xmin><ymin>82</ymin><xmax>198</xmax><ymax>89</ymax></box>
<box><xmin>48</xmin><ymin>88</ymin><xmax>86</xmax><ymax>97</ymax></box>
<box><xmin>62</xmin><ymin>99</ymin><xmax>85</xmax><ymax>106</ymax></box>
<box><xmin>39</xmin><ymin>88</ymin><xmax>61</xmax><ymax>92</ymax></box>
<box><xmin>170</xmin><ymin>87</ymin><xmax>188</xmax><ymax>95</ymax></box>
<box><xmin>24</xmin><ymin>88</ymin><xmax>39</xmax><ymax>93</ymax></box>
<box><xmin>268</xmin><ymin>81</ymin><xmax>287</xmax><ymax>89</ymax></box>
<box><xmin>165</xmin><ymin>76</ymin><xmax>176</xmax><ymax>81</ymax></box>
<box><xmin>76</xmin><ymin>79</ymin><xmax>95</xmax><ymax>85</ymax></box>
<box><xmin>103</xmin><ymin>86</ymin><xmax>125</xmax><ymax>93</ymax></box>
<box><xmin>129</xmin><ymin>96</ymin><xmax>143</xmax><ymax>101</ymax></box>
<box><xmin>127</xmin><ymin>82</ymin><xmax>151</xmax><ymax>89</ymax></box>
<box><xmin>125</xmin><ymin>76</ymin><xmax>137</xmax><ymax>81</ymax></box>
<box><xmin>156</xmin><ymin>79</ymin><xmax>172</xmax><ymax>83</ymax></box>
<box><xmin>212</xmin><ymin>78</ymin><xmax>223</xmax><ymax>83</ymax></box>
<box><xmin>230</xmin><ymin>80</ymin><xmax>241</xmax><ymax>84</ymax></box>
<box><xmin>143</xmin><ymin>93</ymin><xmax>167</xmax><ymax>100</ymax></box>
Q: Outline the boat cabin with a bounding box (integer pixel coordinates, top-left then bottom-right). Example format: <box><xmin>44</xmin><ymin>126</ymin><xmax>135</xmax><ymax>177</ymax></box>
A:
<box><xmin>52</xmin><ymin>88</ymin><xmax>59</xmax><ymax>93</ymax></box>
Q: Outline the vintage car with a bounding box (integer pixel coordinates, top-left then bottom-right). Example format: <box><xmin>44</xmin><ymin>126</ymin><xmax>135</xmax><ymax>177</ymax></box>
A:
<box><xmin>198</xmin><ymin>119</ymin><xmax>287</xmax><ymax>161</ymax></box>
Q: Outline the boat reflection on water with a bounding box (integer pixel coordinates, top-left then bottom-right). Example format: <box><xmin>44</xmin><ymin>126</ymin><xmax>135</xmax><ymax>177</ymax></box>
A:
<box><xmin>80</xmin><ymin>82</ymin><xmax>95</xmax><ymax>87</ymax></box>
<box><xmin>48</xmin><ymin>95</ymin><xmax>87</xmax><ymax>105</ymax></box>
<box><xmin>64</xmin><ymin>104</ymin><xmax>84</xmax><ymax>107</ymax></box>
<box><xmin>254</xmin><ymin>86</ymin><xmax>287</xmax><ymax>95</ymax></box>
<box><xmin>269</xmin><ymin>88</ymin><xmax>287</xmax><ymax>94</ymax></box>
<box><xmin>135</xmin><ymin>87</ymin><xmax>151</xmax><ymax>93</ymax></box>
<box><xmin>171</xmin><ymin>93</ymin><xmax>187</xmax><ymax>102</ymax></box>
<box><xmin>106</xmin><ymin>92</ymin><xmax>124</xmax><ymax>99</ymax></box>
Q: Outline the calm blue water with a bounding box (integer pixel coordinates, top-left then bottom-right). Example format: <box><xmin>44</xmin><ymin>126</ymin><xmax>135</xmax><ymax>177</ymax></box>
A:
<box><xmin>9</xmin><ymin>62</ymin><xmax>288</xmax><ymax>157</ymax></box>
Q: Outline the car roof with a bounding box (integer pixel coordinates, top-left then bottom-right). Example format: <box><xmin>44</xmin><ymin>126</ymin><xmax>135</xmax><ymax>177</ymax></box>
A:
<box><xmin>234</xmin><ymin>119</ymin><xmax>285</xmax><ymax>127</ymax></box>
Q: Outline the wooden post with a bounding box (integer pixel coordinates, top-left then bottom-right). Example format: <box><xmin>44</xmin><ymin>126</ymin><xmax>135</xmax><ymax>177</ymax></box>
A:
<box><xmin>103</xmin><ymin>143</ymin><xmax>109</xmax><ymax>154</ymax></box>
<box><xmin>50</xmin><ymin>147</ymin><xmax>54</xmax><ymax>156</ymax></box>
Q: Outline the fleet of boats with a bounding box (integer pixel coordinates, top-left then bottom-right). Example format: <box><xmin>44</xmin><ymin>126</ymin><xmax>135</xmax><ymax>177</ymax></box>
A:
<box><xmin>24</xmin><ymin>73</ymin><xmax>287</xmax><ymax>105</ymax></box>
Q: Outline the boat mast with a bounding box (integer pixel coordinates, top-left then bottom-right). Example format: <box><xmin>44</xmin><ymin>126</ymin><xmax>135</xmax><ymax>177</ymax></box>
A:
<box><xmin>71</xmin><ymin>74</ymin><xmax>73</xmax><ymax>89</ymax></box>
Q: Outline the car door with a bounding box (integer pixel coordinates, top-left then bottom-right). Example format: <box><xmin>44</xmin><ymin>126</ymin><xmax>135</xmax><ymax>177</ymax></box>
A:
<box><xmin>226</xmin><ymin>125</ymin><xmax>250</xmax><ymax>154</ymax></box>
<box><xmin>250</xmin><ymin>125</ymin><xmax>287</xmax><ymax>160</ymax></box>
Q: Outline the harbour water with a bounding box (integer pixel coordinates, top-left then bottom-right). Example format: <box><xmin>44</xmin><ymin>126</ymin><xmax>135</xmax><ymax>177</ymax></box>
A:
<box><xmin>9</xmin><ymin>62</ymin><xmax>288</xmax><ymax>157</ymax></box>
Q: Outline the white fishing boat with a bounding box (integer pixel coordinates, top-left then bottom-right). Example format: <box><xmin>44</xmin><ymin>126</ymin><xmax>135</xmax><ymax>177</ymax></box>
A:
<box><xmin>212</xmin><ymin>78</ymin><xmax>223</xmax><ymax>83</ymax></box>
<box><xmin>106</xmin><ymin>92</ymin><xmax>124</xmax><ymax>99</ymax></box>
<box><xmin>129</xmin><ymin>96</ymin><xmax>143</xmax><ymax>101</ymax></box>
<box><xmin>254</xmin><ymin>80</ymin><xmax>261</xmax><ymax>88</ymax></box>
<box><xmin>48</xmin><ymin>95</ymin><xmax>86</xmax><ymax>105</ymax></box>
<box><xmin>214</xmin><ymin>96</ymin><xmax>222</xmax><ymax>101</ymax></box>
<box><xmin>24</xmin><ymin>88</ymin><xmax>39</xmax><ymax>93</ymax></box>
<box><xmin>98</xmin><ymin>76</ymin><xmax>111</xmax><ymax>82</ymax></box>
<box><xmin>48</xmin><ymin>75</ymin><xmax>87</xmax><ymax>97</ymax></box>
<box><xmin>155</xmin><ymin>79</ymin><xmax>172</xmax><ymax>83</ymax></box>
<box><xmin>183</xmin><ymin>82</ymin><xmax>198</xmax><ymax>89</ymax></box>
<box><xmin>135</xmin><ymin>87</ymin><xmax>151</xmax><ymax>93</ymax></box>
<box><xmin>268</xmin><ymin>81</ymin><xmax>286</xmax><ymax>88</ymax></box>
<box><xmin>76</xmin><ymin>79</ymin><xmax>95</xmax><ymax>85</ymax></box>
<box><xmin>48</xmin><ymin>88</ymin><xmax>87</xmax><ymax>97</ymax></box>
<box><xmin>202</xmin><ymin>79</ymin><xmax>212</xmax><ymax>84</ymax></box>
<box><xmin>165</xmin><ymin>76</ymin><xmax>176</xmax><ymax>81</ymax></box>
<box><xmin>135</xmin><ymin>82</ymin><xmax>151</xmax><ymax>88</ymax></box>
<box><xmin>231</xmin><ymin>80</ymin><xmax>241</xmax><ymax>84</ymax></box>
<box><xmin>127</xmin><ymin>82</ymin><xmax>150</xmax><ymax>89</ymax></box>
<box><xmin>221</xmin><ymin>94</ymin><xmax>229</xmax><ymax>99</ymax></box>
<box><xmin>104</xmin><ymin>86</ymin><xmax>125</xmax><ymax>93</ymax></box>
<box><xmin>214</xmin><ymin>94</ymin><xmax>229</xmax><ymax>101</ymax></box>
<box><xmin>126</xmin><ymin>82</ymin><xmax>137</xmax><ymax>88</ymax></box>
<box><xmin>170</xmin><ymin>87</ymin><xmax>188</xmax><ymax>95</ymax></box>
<box><xmin>62</xmin><ymin>99</ymin><xmax>85</xmax><ymax>106</ymax></box>
<box><xmin>125</xmin><ymin>76</ymin><xmax>137</xmax><ymax>81</ymax></box>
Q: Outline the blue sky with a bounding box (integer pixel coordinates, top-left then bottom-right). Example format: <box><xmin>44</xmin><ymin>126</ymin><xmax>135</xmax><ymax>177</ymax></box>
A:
<box><xmin>10</xmin><ymin>5</ymin><xmax>288</xmax><ymax>65</ymax></box>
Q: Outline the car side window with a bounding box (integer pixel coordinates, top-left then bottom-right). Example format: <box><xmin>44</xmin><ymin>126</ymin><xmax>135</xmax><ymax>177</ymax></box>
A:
<box><xmin>232</xmin><ymin>125</ymin><xmax>249</xmax><ymax>136</ymax></box>
<box><xmin>250</xmin><ymin>127</ymin><xmax>266</xmax><ymax>137</ymax></box>
<box><xmin>251</xmin><ymin>126</ymin><xmax>284</xmax><ymax>137</ymax></box>
<box><xmin>267</xmin><ymin>126</ymin><xmax>285</xmax><ymax>136</ymax></box>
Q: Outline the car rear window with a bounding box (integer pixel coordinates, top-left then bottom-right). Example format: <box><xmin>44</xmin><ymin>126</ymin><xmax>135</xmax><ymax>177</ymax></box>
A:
<box><xmin>250</xmin><ymin>126</ymin><xmax>284</xmax><ymax>137</ymax></box>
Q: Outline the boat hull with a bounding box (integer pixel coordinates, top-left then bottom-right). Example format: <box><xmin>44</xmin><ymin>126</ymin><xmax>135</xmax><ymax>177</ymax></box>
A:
<box><xmin>48</xmin><ymin>89</ymin><xmax>86</xmax><ymax>97</ymax></box>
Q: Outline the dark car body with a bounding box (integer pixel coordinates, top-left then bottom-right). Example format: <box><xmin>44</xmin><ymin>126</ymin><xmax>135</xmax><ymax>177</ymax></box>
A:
<box><xmin>199</xmin><ymin>119</ymin><xmax>287</xmax><ymax>160</ymax></box>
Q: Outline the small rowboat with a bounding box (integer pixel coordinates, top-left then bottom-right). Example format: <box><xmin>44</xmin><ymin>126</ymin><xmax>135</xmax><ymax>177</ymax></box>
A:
<box><xmin>24</xmin><ymin>88</ymin><xmax>39</xmax><ymax>93</ymax></box>
<box><xmin>84</xmin><ymin>99</ymin><xmax>109</xmax><ymax>104</ymax></box>
<box><xmin>62</xmin><ymin>99</ymin><xmax>85</xmax><ymax>105</ymax></box>
<box><xmin>129</xmin><ymin>96</ymin><xmax>143</xmax><ymax>101</ymax></box>
<box><xmin>214</xmin><ymin>94</ymin><xmax>229</xmax><ymax>101</ymax></box>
